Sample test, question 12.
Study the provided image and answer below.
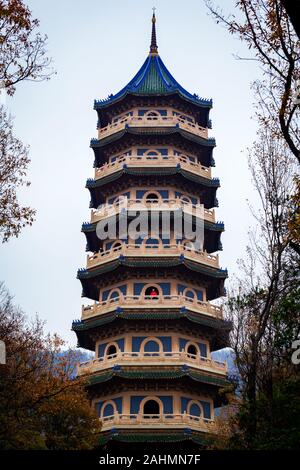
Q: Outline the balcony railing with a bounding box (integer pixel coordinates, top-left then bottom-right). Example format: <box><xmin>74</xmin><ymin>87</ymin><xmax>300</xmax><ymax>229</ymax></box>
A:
<box><xmin>78</xmin><ymin>350</ymin><xmax>227</xmax><ymax>376</ymax></box>
<box><xmin>81</xmin><ymin>294</ymin><xmax>223</xmax><ymax>319</ymax></box>
<box><xmin>90</xmin><ymin>198</ymin><xmax>215</xmax><ymax>224</ymax></box>
<box><xmin>99</xmin><ymin>412</ymin><xmax>215</xmax><ymax>433</ymax></box>
<box><xmin>94</xmin><ymin>153</ymin><xmax>212</xmax><ymax>180</ymax></box>
<box><xmin>86</xmin><ymin>244</ymin><xmax>219</xmax><ymax>270</ymax></box>
<box><xmin>98</xmin><ymin>115</ymin><xmax>208</xmax><ymax>140</ymax></box>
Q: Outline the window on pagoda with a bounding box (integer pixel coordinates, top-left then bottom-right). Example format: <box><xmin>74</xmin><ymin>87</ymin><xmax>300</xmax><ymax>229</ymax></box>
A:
<box><xmin>185</xmin><ymin>289</ymin><xmax>196</xmax><ymax>299</ymax></box>
<box><xmin>107</xmin><ymin>289</ymin><xmax>121</xmax><ymax>302</ymax></box>
<box><xmin>145</xmin><ymin>286</ymin><xmax>159</xmax><ymax>298</ymax></box>
<box><xmin>173</xmin><ymin>149</ymin><xmax>196</xmax><ymax>162</ymax></box>
<box><xmin>180</xmin><ymin>195</ymin><xmax>192</xmax><ymax>204</ymax></box>
<box><xmin>107</xmin><ymin>191</ymin><xmax>130</xmax><ymax>205</ymax></box>
<box><xmin>112</xmin><ymin>111</ymin><xmax>133</xmax><ymax>123</ymax></box>
<box><xmin>175</xmin><ymin>191</ymin><xmax>198</xmax><ymax>205</ymax></box>
<box><xmin>181</xmin><ymin>398</ymin><xmax>211</xmax><ymax>419</ymax></box>
<box><xmin>110</xmin><ymin>150</ymin><xmax>131</xmax><ymax>163</ymax></box>
<box><xmin>145</xmin><ymin>238</ymin><xmax>160</xmax><ymax>248</ymax></box>
<box><xmin>145</xmin><ymin>150</ymin><xmax>159</xmax><ymax>158</ymax></box>
<box><xmin>187</xmin><ymin>344</ymin><xmax>198</xmax><ymax>358</ymax></box>
<box><xmin>143</xmin><ymin>339</ymin><xmax>161</xmax><ymax>355</ymax></box>
<box><xmin>137</xmin><ymin>148</ymin><xmax>168</xmax><ymax>156</ymax></box>
<box><xmin>101</xmin><ymin>402</ymin><xmax>115</xmax><ymax>417</ymax></box>
<box><xmin>172</xmin><ymin>110</ymin><xmax>194</xmax><ymax>123</ymax></box>
<box><xmin>111</xmin><ymin>241</ymin><xmax>123</xmax><ymax>250</ymax></box>
<box><xmin>173</xmin><ymin>151</ymin><xmax>196</xmax><ymax>163</ymax></box>
<box><xmin>189</xmin><ymin>402</ymin><xmax>202</xmax><ymax>417</ymax></box>
<box><xmin>143</xmin><ymin>399</ymin><xmax>160</xmax><ymax>416</ymax></box>
<box><xmin>177</xmin><ymin>284</ymin><xmax>204</xmax><ymax>301</ymax></box>
<box><xmin>145</xmin><ymin>192</ymin><xmax>159</xmax><ymax>202</ymax></box>
<box><xmin>145</xmin><ymin>111</ymin><xmax>159</xmax><ymax>120</ymax></box>
<box><xmin>106</xmin><ymin>344</ymin><xmax>117</xmax><ymax>357</ymax></box>
<box><xmin>138</xmin><ymin>109</ymin><xmax>167</xmax><ymax>117</ymax></box>
<box><xmin>101</xmin><ymin>284</ymin><xmax>127</xmax><ymax>302</ymax></box>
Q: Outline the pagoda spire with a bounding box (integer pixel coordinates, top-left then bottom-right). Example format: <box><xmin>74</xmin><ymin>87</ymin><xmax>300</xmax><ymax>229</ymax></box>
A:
<box><xmin>150</xmin><ymin>8</ymin><xmax>158</xmax><ymax>54</ymax></box>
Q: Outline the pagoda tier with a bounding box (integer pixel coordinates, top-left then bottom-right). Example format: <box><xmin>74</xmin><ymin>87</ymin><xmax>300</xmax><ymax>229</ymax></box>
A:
<box><xmin>86</xmin><ymin>173</ymin><xmax>219</xmax><ymax>209</ymax></box>
<box><xmin>91</xmin><ymin>131</ymin><xmax>215</xmax><ymax>168</ymax></box>
<box><xmin>77</xmin><ymin>263</ymin><xmax>227</xmax><ymax>301</ymax></box>
<box><xmin>74</xmin><ymin>13</ymin><xmax>229</xmax><ymax>446</ymax></box>
<box><xmin>88</xmin><ymin>381</ymin><xmax>222</xmax><ymax>446</ymax></box>
<box><xmin>82</xmin><ymin>220</ymin><xmax>223</xmax><ymax>254</ymax></box>
<box><xmin>72</xmin><ymin>316</ymin><xmax>231</xmax><ymax>352</ymax></box>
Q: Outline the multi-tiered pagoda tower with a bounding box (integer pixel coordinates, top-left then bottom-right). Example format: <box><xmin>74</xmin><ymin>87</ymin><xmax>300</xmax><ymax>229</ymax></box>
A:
<box><xmin>73</xmin><ymin>13</ymin><xmax>230</xmax><ymax>448</ymax></box>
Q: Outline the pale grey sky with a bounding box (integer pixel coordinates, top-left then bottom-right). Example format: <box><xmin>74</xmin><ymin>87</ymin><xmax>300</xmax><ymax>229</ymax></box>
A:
<box><xmin>0</xmin><ymin>0</ymin><xmax>260</xmax><ymax>345</ymax></box>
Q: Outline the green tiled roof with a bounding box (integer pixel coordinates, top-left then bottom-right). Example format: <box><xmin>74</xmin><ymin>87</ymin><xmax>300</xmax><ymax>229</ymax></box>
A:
<box><xmin>72</xmin><ymin>310</ymin><xmax>231</xmax><ymax>331</ymax></box>
<box><xmin>94</xmin><ymin>54</ymin><xmax>212</xmax><ymax>109</ymax></box>
<box><xmin>86</xmin><ymin>366</ymin><xmax>229</xmax><ymax>388</ymax></box>
<box><xmin>90</xmin><ymin>128</ymin><xmax>216</xmax><ymax>149</ymax></box>
<box><xmin>99</xmin><ymin>429</ymin><xmax>213</xmax><ymax>445</ymax></box>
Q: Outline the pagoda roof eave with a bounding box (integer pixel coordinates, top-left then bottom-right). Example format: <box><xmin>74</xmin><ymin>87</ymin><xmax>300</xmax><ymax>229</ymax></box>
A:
<box><xmin>82</xmin><ymin>219</ymin><xmax>224</xmax><ymax>235</ymax></box>
<box><xmin>90</xmin><ymin>128</ymin><xmax>216</xmax><ymax>150</ymax></box>
<box><xmin>84</xmin><ymin>366</ymin><xmax>229</xmax><ymax>389</ymax></box>
<box><xmin>72</xmin><ymin>312</ymin><xmax>231</xmax><ymax>352</ymax></box>
<box><xmin>86</xmin><ymin>169</ymin><xmax>220</xmax><ymax>189</ymax></box>
<box><xmin>72</xmin><ymin>310</ymin><xmax>231</xmax><ymax>335</ymax></box>
<box><xmin>94</xmin><ymin>54</ymin><xmax>212</xmax><ymax>112</ymax></box>
<box><xmin>98</xmin><ymin>428</ymin><xmax>213</xmax><ymax>445</ymax></box>
<box><xmin>77</xmin><ymin>261</ymin><xmax>227</xmax><ymax>301</ymax></box>
<box><xmin>77</xmin><ymin>258</ymin><xmax>228</xmax><ymax>282</ymax></box>
<box><xmin>94</xmin><ymin>90</ymin><xmax>212</xmax><ymax>112</ymax></box>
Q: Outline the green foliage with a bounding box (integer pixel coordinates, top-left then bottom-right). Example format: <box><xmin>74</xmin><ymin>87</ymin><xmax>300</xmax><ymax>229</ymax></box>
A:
<box><xmin>229</xmin><ymin>375</ymin><xmax>300</xmax><ymax>449</ymax></box>
<box><xmin>273</xmin><ymin>282</ymin><xmax>300</xmax><ymax>350</ymax></box>
<box><xmin>0</xmin><ymin>283</ymin><xmax>101</xmax><ymax>450</ymax></box>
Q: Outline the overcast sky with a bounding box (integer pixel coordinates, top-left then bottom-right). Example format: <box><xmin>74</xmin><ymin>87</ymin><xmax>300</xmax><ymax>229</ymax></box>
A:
<box><xmin>0</xmin><ymin>0</ymin><xmax>260</xmax><ymax>346</ymax></box>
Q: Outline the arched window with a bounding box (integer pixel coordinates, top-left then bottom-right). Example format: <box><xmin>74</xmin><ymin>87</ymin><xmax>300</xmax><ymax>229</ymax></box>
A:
<box><xmin>108</xmin><ymin>289</ymin><xmax>121</xmax><ymax>301</ymax></box>
<box><xmin>145</xmin><ymin>238</ymin><xmax>160</xmax><ymax>248</ymax></box>
<box><xmin>187</xmin><ymin>344</ymin><xmax>198</xmax><ymax>358</ymax></box>
<box><xmin>143</xmin><ymin>339</ymin><xmax>160</xmax><ymax>355</ymax></box>
<box><xmin>145</xmin><ymin>149</ymin><xmax>159</xmax><ymax>157</ymax></box>
<box><xmin>111</xmin><ymin>241</ymin><xmax>122</xmax><ymax>250</ymax></box>
<box><xmin>189</xmin><ymin>402</ymin><xmax>201</xmax><ymax>417</ymax></box>
<box><xmin>140</xmin><ymin>336</ymin><xmax>162</xmax><ymax>356</ymax></box>
<box><xmin>106</xmin><ymin>344</ymin><xmax>117</xmax><ymax>357</ymax></box>
<box><xmin>185</xmin><ymin>289</ymin><xmax>196</xmax><ymax>299</ymax></box>
<box><xmin>102</xmin><ymin>403</ymin><xmax>115</xmax><ymax>417</ymax></box>
<box><xmin>112</xmin><ymin>195</ymin><xmax>122</xmax><ymax>205</ymax></box>
<box><xmin>145</xmin><ymin>111</ymin><xmax>159</xmax><ymax>120</ymax></box>
<box><xmin>143</xmin><ymin>399</ymin><xmax>160</xmax><ymax>415</ymax></box>
<box><xmin>145</xmin><ymin>192</ymin><xmax>159</xmax><ymax>202</ymax></box>
<box><xmin>180</xmin><ymin>195</ymin><xmax>192</xmax><ymax>204</ymax></box>
<box><xmin>145</xmin><ymin>286</ymin><xmax>159</xmax><ymax>298</ymax></box>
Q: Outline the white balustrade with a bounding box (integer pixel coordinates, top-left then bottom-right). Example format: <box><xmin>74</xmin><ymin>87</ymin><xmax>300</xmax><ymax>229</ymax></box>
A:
<box><xmin>81</xmin><ymin>293</ymin><xmax>223</xmax><ymax>319</ymax></box>
<box><xmin>78</xmin><ymin>350</ymin><xmax>227</xmax><ymax>376</ymax></box>
<box><xmin>90</xmin><ymin>197</ymin><xmax>215</xmax><ymax>224</ymax></box>
<box><xmin>86</xmin><ymin>243</ymin><xmax>219</xmax><ymax>269</ymax></box>
<box><xmin>99</xmin><ymin>412</ymin><xmax>215</xmax><ymax>432</ymax></box>
<box><xmin>98</xmin><ymin>115</ymin><xmax>208</xmax><ymax>140</ymax></box>
<box><xmin>94</xmin><ymin>152</ymin><xmax>212</xmax><ymax>180</ymax></box>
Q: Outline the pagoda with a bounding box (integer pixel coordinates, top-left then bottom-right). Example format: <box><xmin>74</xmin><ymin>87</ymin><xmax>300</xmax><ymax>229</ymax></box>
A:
<box><xmin>72</xmin><ymin>12</ymin><xmax>230</xmax><ymax>448</ymax></box>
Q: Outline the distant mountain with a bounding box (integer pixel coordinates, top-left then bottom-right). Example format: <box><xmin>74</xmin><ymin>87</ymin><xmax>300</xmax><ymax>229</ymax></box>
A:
<box><xmin>212</xmin><ymin>348</ymin><xmax>238</xmax><ymax>376</ymax></box>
